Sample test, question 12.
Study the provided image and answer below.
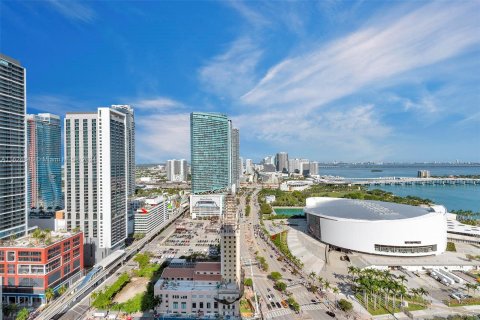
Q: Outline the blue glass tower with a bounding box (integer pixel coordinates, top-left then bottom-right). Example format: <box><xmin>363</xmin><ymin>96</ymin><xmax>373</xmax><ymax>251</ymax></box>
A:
<box><xmin>190</xmin><ymin>112</ymin><xmax>231</xmax><ymax>194</ymax></box>
<box><xmin>27</xmin><ymin>113</ymin><xmax>62</xmax><ymax>212</ymax></box>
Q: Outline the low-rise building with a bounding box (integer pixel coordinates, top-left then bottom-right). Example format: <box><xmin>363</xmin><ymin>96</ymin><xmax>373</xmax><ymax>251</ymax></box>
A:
<box><xmin>0</xmin><ymin>230</ymin><xmax>84</xmax><ymax>306</ymax></box>
<box><xmin>154</xmin><ymin>260</ymin><xmax>239</xmax><ymax>318</ymax></box>
<box><xmin>134</xmin><ymin>196</ymin><xmax>169</xmax><ymax>234</ymax></box>
<box><xmin>189</xmin><ymin>195</ymin><xmax>224</xmax><ymax>220</ymax></box>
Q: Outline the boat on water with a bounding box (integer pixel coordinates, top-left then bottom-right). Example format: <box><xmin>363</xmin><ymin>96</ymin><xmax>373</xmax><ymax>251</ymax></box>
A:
<box><xmin>371</xmin><ymin>169</ymin><xmax>383</xmax><ymax>172</ymax></box>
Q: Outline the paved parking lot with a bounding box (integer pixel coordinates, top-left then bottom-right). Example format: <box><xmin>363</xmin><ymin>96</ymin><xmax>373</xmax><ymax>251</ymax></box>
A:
<box><xmin>143</xmin><ymin>218</ymin><xmax>221</xmax><ymax>260</ymax></box>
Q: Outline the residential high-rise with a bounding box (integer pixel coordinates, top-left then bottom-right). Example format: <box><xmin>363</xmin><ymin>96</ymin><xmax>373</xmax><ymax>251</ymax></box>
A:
<box><xmin>245</xmin><ymin>159</ymin><xmax>254</xmax><ymax>175</ymax></box>
<box><xmin>26</xmin><ymin>113</ymin><xmax>62</xmax><ymax>212</ymax></box>
<box><xmin>64</xmin><ymin>108</ymin><xmax>127</xmax><ymax>265</ymax></box>
<box><xmin>111</xmin><ymin>105</ymin><xmax>135</xmax><ymax>196</ymax></box>
<box><xmin>230</xmin><ymin>128</ymin><xmax>240</xmax><ymax>189</ymax></box>
<box><xmin>309</xmin><ymin>161</ymin><xmax>319</xmax><ymax>176</ymax></box>
<box><xmin>190</xmin><ymin>112</ymin><xmax>231</xmax><ymax>194</ymax></box>
<box><xmin>0</xmin><ymin>53</ymin><xmax>27</xmax><ymax>239</ymax></box>
<box><xmin>239</xmin><ymin>157</ymin><xmax>244</xmax><ymax>176</ymax></box>
<box><xmin>275</xmin><ymin>152</ymin><xmax>289</xmax><ymax>173</ymax></box>
<box><xmin>166</xmin><ymin>159</ymin><xmax>188</xmax><ymax>182</ymax></box>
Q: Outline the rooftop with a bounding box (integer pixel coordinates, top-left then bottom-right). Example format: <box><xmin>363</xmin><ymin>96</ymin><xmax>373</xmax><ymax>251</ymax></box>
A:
<box><xmin>0</xmin><ymin>230</ymin><xmax>81</xmax><ymax>248</ymax></box>
<box><xmin>161</xmin><ymin>261</ymin><xmax>222</xmax><ymax>282</ymax></box>
<box><xmin>447</xmin><ymin>219</ymin><xmax>480</xmax><ymax>236</ymax></box>
<box><xmin>305</xmin><ymin>197</ymin><xmax>437</xmax><ymax>221</ymax></box>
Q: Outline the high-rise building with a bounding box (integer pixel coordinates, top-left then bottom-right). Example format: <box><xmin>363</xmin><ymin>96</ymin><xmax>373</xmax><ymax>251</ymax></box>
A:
<box><xmin>64</xmin><ymin>108</ymin><xmax>127</xmax><ymax>265</ymax></box>
<box><xmin>166</xmin><ymin>159</ymin><xmax>188</xmax><ymax>182</ymax></box>
<box><xmin>275</xmin><ymin>152</ymin><xmax>289</xmax><ymax>173</ymax></box>
<box><xmin>190</xmin><ymin>112</ymin><xmax>232</xmax><ymax>194</ymax></box>
<box><xmin>26</xmin><ymin>113</ymin><xmax>62</xmax><ymax>212</ymax></box>
<box><xmin>245</xmin><ymin>159</ymin><xmax>254</xmax><ymax>175</ymax></box>
<box><xmin>111</xmin><ymin>105</ymin><xmax>135</xmax><ymax>196</ymax></box>
<box><xmin>309</xmin><ymin>161</ymin><xmax>319</xmax><ymax>176</ymax></box>
<box><xmin>0</xmin><ymin>53</ymin><xmax>27</xmax><ymax>239</ymax></box>
<box><xmin>230</xmin><ymin>128</ymin><xmax>240</xmax><ymax>189</ymax></box>
<box><xmin>239</xmin><ymin>157</ymin><xmax>244</xmax><ymax>176</ymax></box>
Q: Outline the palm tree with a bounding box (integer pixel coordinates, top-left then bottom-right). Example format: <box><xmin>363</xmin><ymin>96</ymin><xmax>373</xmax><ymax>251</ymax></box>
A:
<box><xmin>58</xmin><ymin>285</ymin><xmax>67</xmax><ymax>295</ymax></box>
<box><xmin>324</xmin><ymin>280</ymin><xmax>331</xmax><ymax>292</ymax></box>
<box><xmin>333</xmin><ymin>287</ymin><xmax>340</xmax><ymax>305</ymax></box>
<box><xmin>45</xmin><ymin>288</ymin><xmax>55</xmax><ymax>303</ymax></box>
<box><xmin>317</xmin><ymin>276</ymin><xmax>324</xmax><ymax>290</ymax></box>
<box><xmin>398</xmin><ymin>275</ymin><xmax>407</xmax><ymax>286</ymax></box>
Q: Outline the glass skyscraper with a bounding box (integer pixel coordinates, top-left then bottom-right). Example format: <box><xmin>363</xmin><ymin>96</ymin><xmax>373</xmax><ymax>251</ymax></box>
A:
<box><xmin>27</xmin><ymin>113</ymin><xmax>62</xmax><ymax>212</ymax></box>
<box><xmin>0</xmin><ymin>53</ymin><xmax>27</xmax><ymax>239</ymax></box>
<box><xmin>190</xmin><ymin>112</ymin><xmax>232</xmax><ymax>194</ymax></box>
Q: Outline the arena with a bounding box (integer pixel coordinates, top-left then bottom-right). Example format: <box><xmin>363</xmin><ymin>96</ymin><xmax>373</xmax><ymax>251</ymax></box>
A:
<box><xmin>305</xmin><ymin>197</ymin><xmax>447</xmax><ymax>256</ymax></box>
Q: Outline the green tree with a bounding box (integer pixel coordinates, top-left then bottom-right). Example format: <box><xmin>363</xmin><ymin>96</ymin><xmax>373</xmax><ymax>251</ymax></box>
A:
<box><xmin>45</xmin><ymin>287</ymin><xmax>55</xmax><ymax>303</ymax></box>
<box><xmin>269</xmin><ymin>272</ymin><xmax>282</xmax><ymax>281</ymax></box>
<box><xmin>244</xmin><ymin>278</ymin><xmax>253</xmax><ymax>287</ymax></box>
<box><xmin>58</xmin><ymin>284</ymin><xmax>67</xmax><ymax>295</ymax></box>
<box><xmin>134</xmin><ymin>252</ymin><xmax>151</xmax><ymax>268</ymax></box>
<box><xmin>338</xmin><ymin>299</ymin><xmax>353</xmax><ymax>312</ymax></box>
<box><xmin>16</xmin><ymin>307</ymin><xmax>30</xmax><ymax>320</ymax></box>
<box><xmin>275</xmin><ymin>281</ymin><xmax>287</xmax><ymax>292</ymax></box>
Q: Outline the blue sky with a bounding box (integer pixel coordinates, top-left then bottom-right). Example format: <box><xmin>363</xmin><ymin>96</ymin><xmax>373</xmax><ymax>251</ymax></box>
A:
<box><xmin>1</xmin><ymin>0</ymin><xmax>479</xmax><ymax>163</ymax></box>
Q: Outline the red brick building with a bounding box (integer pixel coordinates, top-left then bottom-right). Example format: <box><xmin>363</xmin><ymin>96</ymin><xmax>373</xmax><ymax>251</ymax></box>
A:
<box><xmin>0</xmin><ymin>231</ymin><xmax>84</xmax><ymax>306</ymax></box>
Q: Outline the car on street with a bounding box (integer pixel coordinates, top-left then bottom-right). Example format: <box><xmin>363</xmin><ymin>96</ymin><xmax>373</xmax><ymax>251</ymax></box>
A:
<box><xmin>326</xmin><ymin>311</ymin><xmax>336</xmax><ymax>317</ymax></box>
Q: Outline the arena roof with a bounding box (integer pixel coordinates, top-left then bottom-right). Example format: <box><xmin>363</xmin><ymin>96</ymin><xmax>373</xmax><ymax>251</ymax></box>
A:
<box><xmin>305</xmin><ymin>197</ymin><xmax>436</xmax><ymax>221</ymax></box>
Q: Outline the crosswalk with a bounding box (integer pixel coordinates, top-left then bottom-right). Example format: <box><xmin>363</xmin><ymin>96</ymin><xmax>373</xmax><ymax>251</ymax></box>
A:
<box><xmin>301</xmin><ymin>303</ymin><xmax>323</xmax><ymax>311</ymax></box>
<box><xmin>264</xmin><ymin>308</ymin><xmax>293</xmax><ymax>319</ymax></box>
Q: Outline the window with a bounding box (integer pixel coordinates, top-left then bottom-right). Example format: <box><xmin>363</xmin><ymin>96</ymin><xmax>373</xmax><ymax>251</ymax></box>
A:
<box><xmin>200</xmin><ymin>302</ymin><xmax>204</xmax><ymax>308</ymax></box>
<box><xmin>18</xmin><ymin>251</ymin><xmax>41</xmax><ymax>262</ymax></box>
<box><xmin>18</xmin><ymin>265</ymin><xmax>30</xmax><ymax>274</ymax></box>
<box><xmin>63</xmin><ymin>241</ymin><xmax>71</xmax><ymax>252</ymax></box>
<box><xmin>0</xmin><ymin>264</ymin><xmax>4</xmax><ymax>274</ymax></box>
<box><xmin>73</xmin><ymin>247</ymin><xmax>80</xmax><ymax>257</ymax></box>
<box><xmin>7</xmin><ymin>264</ymin><xmax>15</xmax><ymax>274</ymax></box>
<box><xmin>31</xmin><ymin>265</ymin><xmax>44</xmax><ymax>275</ymax></box>
<box><xmin>181</xmin><ymin>302</ymin><xmax>186</xmax><ymax>310</ymax></box>
<box><xmin>192</xmin><ymin>302</ymin><xmax>197</xmax><ymax>309</ymax></box>
<box><xmin>7</xmin><ymin>251</ymin><xmax>15</xmax><ymax>262</ymax></box>
<box><xmin>207</xmin><ymin>302</ymin><xmax>211</xmax><ymax>309</ymax></box>
<box><xmin>46</xmin><ymin>258</ymin><xmax>61</xmax><ymax>272</ymax></box>
<box><xmin>47</xmin><ymin>245</ymin><xmax>61</xmax><ymax>260</ymax></box>
<box><xmin>64</xmin><ymin>264</ymin><xmax>71</xmax><ymax>275</ymax></box>
<box><xmin>73</xmin><ymin>236</ymin><xmax>80</xmax><ymax>247</ymax></box>
<box><xmin>173</xmin><ymin>302</ymin><xmax>178</xmax><ymax>309</ymax></box>
<box><xmin>0</xmin><ymin>251</ymin><xmax>4</xmax><ymax>261</ymax></box>
<box><xmin>63</xmin><ymin>253</ymin><xmax>71</xmax><ymax>264</ymax></box>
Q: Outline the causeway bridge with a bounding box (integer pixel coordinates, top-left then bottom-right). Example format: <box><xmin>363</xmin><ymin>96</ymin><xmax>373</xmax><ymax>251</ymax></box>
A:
<box><xmin>324</xmin><ymin>177</ymin><xmax>480</xmax><ymax>186</ymax></box>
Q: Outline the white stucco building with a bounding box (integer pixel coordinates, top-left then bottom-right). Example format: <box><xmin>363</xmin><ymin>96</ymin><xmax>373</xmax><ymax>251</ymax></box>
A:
<box><xmin>305</xmin><ymin>197</ymin><xmax>447</xmax><ymax>256</ymax></box>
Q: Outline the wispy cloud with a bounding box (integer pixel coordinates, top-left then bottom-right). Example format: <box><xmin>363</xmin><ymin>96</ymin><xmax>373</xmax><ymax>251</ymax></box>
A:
<box><xmin>199</xmin><ymin>37</ymin><xmax>262</xmax><ymax>99</ymax></box>
<box><xmin>44</xmin><ymin>0</ymin><xmax>96</xmax><ymax>23</ymax></box>
<box><xmin>28</xmin><ymin>94</ymin><xmax>93</xmax><ymax>115</ymax></box>
<box><xmin>132</xmin><ymin>97</ymin><xmax>184</xmax><ymax>111</ymax></box>
<box><xmin>234</xmin><ymin>104</ymin><xmax>392</xmax><ymax>161</ymax></box>
<box><xmin>242</xmin><ymin>2</ymin><xmax>480</xmax><ymax>113</ymax></box>
<box><xmin>135</xmin><ymin>113</ymin><xmax>190</xmax><ymax>163</ymax></box>
<box><xmin>226</xmin><ymin>1</ymin><xmax>269</xmax><ymax>28</ymax></box>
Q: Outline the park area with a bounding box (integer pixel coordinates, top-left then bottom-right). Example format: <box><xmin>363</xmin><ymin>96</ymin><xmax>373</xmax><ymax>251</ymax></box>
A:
<box><xmin>91</xmin><ymin>253</ymin><xmax>165</xmax><ymax>315</ymax></box>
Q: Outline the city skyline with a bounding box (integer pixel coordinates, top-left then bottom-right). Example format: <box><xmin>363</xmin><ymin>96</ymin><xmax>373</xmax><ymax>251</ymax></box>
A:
<box><xmin>2</xmin><ymin>1</ymin><xmax>480</xmax><ymax>163</ymax></box>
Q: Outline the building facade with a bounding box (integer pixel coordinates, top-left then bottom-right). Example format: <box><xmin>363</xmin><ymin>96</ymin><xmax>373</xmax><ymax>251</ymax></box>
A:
<box><xmin>275</xmin><ymin>152</ymin><xmax>288</xmax><ymax>173</ymax></box>
<box><xmin>189</xmin><ymin>195</ymin><xmax>224</xmax><ymax>220</ymax></box>
<box><xmin>230</xmin><ymin>128</ymin><xmax>240</xmax><ymax>189</ymax></box>
<box><xmin>166</xmin><ymin>159</ymin><xmax>188</xmax><ymax>182</ymax></box>
<box><xmin>134</xmin><ymin>196</ymin><xmax>168</xmax><ymax>234</ymax></box>
<box><xmin>0</xmin><ymin>53</ymin><xmax>27</xmax><ymax>239</ymax></box>
<box><xmin>0</xmin><ymin>231</ymin><xmax>84</xmax><ymax>306</ymax></box>
<box><xmin>190</xmin><ymin>113</ymin><xmax>231</xmax><ymax>194</ymax></box>
<box><xmin>64</xmin><ymin>108</ymin><xmax>127</xmax><ymax>265</ymax></box>
<box><xmin>111</xmin><ymin>105</ymin><xmax>135</xmax><ymax>196</ymax></box>
<box><xmin>26</xmin><ymin>113</ymin><xmax>62</xmax><ymax>213</ymax></box>
<box><xmin>305</xmin><ymin>197</ymin><xmax>447</xmax><ymax>256</ymax></box>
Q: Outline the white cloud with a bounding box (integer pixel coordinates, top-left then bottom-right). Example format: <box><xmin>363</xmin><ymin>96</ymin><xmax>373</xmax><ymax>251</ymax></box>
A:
<box><xmin>133</xmin><ymin>97</ymin><xmax>184</xmax><ymax>111</ymax></box>
<box><xmin>234</xmin><ymin>104</ymin><xmax>392</xmax><ymax>160</ymax></box>
<box><xmin>28</xmin><ymin>94</ymin><xmax>92</xmax><ymax>114</ymax></box>
<box><xmin>226</xmin><ymin>1</ymin><xmax>269</xmax><ymax>28</ymax></box>
<box><xmin>199</xmin><ymin>37</ymin><xmax>262</xmax><ymax>99</ymax></box>
<box><xmin>242</xmin><ymin>2</ymin><xmax>480</xmax><ymax>113</ymax></box>
<box><xmin>45</xmin><ymin>0</ymin><xmax>96</xmax><ymax>23</ymax></box>
<box><xmin>135</xmin><ymin>113</ymin><xmax>190</xmax><ymax>163</ymax></box>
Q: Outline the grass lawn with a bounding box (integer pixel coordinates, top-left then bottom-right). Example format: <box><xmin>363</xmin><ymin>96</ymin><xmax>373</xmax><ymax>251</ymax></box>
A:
<box><xmin>240</xmin><ymin>299</ymin><xmax>254</xmax><ymax>315</ymax></box>
<box><xmin>355</xmin><ymin>293</ymin><xmax>426</xmax><ymax>316</ymax></box>
<box><xmin>444</xmin><ymin>297</ymin><xmax>480</xmax><ymax>307</ymax></box>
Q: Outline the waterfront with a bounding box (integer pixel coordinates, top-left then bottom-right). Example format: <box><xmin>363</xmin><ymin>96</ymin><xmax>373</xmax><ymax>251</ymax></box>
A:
<box><xmin>320</xmin><ymin>166</ymin><xmax>480</xmax><ymax>212</ymax></box>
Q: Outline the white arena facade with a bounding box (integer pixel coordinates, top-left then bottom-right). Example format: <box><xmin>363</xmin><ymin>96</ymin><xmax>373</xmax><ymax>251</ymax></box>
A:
<box><xmin>305</xmin><ymin>197</ymin><xmax>447</xmax><ymax>257</ymax></box>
